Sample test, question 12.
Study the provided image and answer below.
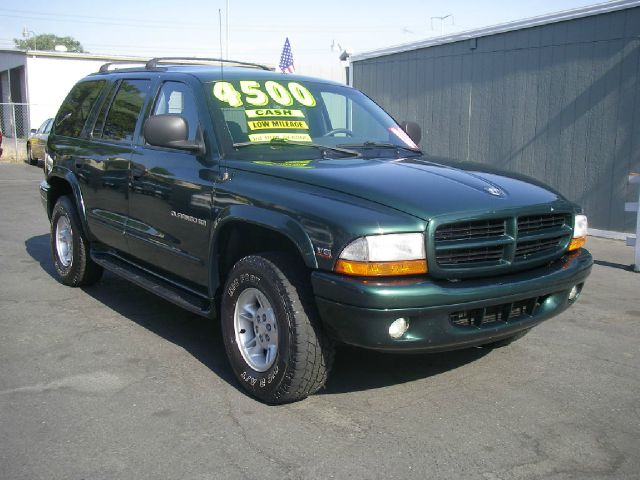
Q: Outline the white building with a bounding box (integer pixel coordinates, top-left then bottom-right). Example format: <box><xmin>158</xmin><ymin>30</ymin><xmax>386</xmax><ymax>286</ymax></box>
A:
<box><xmin>0</xmin><ymin>50</ymin><xmax>149</xmax><ymax>133</ymax></box>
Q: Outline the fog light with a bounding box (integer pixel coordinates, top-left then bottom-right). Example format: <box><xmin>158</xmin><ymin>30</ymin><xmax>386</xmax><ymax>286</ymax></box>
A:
<box><xmin>389</xmin><ymin>317</ymin><xmax>409</xmax><ymax>339</ymax></box>
<box><xmin>44</xmin><ymin>153</ymin><xmax>53</xmax><ymax>175</ymax></box>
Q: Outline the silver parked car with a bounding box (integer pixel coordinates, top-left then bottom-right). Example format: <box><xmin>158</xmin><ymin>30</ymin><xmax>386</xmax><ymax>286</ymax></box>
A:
<box><xmin>27</xmin><ymin>118</ymin><xmax>53</xmax><ymax>166</ymax></box>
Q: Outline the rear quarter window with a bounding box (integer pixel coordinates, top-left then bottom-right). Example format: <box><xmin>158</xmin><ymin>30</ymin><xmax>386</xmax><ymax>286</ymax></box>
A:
<box><xmin>101</xmin><ymin>79</ymin><xmax>151</xmax><ymax>143</ymax></box>
<box><xmin>53</xmin><ymin>80</ymin><xmax>106</xmax><ymax>138</ymax></box>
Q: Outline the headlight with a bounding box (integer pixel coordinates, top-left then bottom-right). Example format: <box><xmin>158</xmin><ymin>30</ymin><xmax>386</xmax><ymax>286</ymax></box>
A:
<box><xmin>335</xmin><ymin>233</ymin><xmax>427</xmax><ymax>276</ymax></box>
<box><xmin>568</xmin><ymin>214</ymin><xmax>588</xmax><ymax>251</ymax></box>
<box><xmin>44</xmin><ymin>152</ymin><xmax>53</xmax><ymax>176</ymax></box>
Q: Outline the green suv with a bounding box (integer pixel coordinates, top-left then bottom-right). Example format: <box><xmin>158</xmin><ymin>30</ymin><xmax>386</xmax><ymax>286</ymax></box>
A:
<box><xmin>40</xmin><ymin>58</ymin><xmax>592</xmax><ymax>404</ymax></box>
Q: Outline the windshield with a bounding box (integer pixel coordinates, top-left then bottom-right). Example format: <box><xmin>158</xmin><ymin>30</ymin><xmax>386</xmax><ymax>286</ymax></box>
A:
<box><xmin>208</xmin><ymin>78</ymin><xmax>419</xmax><ymax>159</ymax></box>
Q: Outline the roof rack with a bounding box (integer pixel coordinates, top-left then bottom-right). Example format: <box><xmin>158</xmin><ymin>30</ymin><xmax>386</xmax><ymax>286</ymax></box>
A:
<box><xmin>98</xmin><ymin>60</ymin><xmax>149</xmax><ymax>73</ymax></box>
<box><xmin>145</xmin><ymin>57</ymin><xmax>271</xmax><ymax>71</ymax></box>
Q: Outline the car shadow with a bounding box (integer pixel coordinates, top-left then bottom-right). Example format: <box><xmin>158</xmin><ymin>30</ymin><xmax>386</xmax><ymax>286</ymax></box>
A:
<box><xmin>25</xmin><ymin>234</ymin><xmax>57</xmax><ymax>278</ymax></box>
<box><xmin>323</xmin><ymin>345</ymin><xmax>488</xmax><ymax>395</ymax></box>
<box><xmin>26</xmin><ymin>233</ymin><xmax>489</xmax><ymax>397</ymax></box>
<box><xmin>25</xmin><ymin>234</ymin><xmax>240</xmax><ymax>393</ymax></box>
<box><xmin>593</xmin><ymin>259</ymin><xmax>633</xmax><ymax>271</ymax></box>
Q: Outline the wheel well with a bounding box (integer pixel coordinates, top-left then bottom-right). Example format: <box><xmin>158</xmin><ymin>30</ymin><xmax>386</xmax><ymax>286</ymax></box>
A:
<box><xmin>47</xmin><ymin>176</ymin><xmax>73</xmax><ymax>218</ymax></box>
<box><xmin>215</xmin><ymin>222</ymin><xmax>307</xmax><ymax>287</ymax></box>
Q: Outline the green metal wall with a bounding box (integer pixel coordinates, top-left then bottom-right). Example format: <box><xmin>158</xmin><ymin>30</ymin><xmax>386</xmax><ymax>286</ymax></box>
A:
<box><xmin>353</xmin><ymin>7</ymin><xmax>640</xmax><ymax>232</ymax></box>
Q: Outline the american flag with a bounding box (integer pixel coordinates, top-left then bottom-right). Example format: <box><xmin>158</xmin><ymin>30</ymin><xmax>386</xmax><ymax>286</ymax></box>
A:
<box><xmin>279</xmin><ymin>37</ymin><xmax>295</xmax><ymax>74</ymax></box>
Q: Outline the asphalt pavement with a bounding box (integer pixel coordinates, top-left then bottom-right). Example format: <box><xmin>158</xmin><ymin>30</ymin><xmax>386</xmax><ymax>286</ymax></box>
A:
<box><xmin>1</xmin><ymin>163</ymin><xmax>638</xmax><ymax>480</ymax></box>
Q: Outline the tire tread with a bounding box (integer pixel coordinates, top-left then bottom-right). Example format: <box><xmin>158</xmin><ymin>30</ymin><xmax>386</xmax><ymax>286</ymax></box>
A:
<box><xmin>264</xmin><ymin>252</ymin><xmax>334</xmax><ymax>401</ymax></box>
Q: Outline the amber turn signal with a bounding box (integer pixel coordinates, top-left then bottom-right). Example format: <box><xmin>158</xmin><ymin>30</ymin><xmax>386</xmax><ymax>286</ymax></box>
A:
<box><xmin>568</xmin><ymin>236</ymin><xmax>586</xmax><ymax>252</ymax></box>
<box><xmin>335</xmin><ymin>259</ymin><xmax>427</xmax><ymax>277</ymax></box>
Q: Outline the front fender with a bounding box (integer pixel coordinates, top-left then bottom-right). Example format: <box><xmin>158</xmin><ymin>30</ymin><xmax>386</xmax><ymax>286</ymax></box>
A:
<box><xmin>208</xmin><ymin>204</ymin><xmax>318</xmax><ymax>295</ymax></box>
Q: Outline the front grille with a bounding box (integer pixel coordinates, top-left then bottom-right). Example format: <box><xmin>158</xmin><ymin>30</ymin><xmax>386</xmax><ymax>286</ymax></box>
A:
<box><xmin>450</xmin><ymin>295</ymin><xmax>547</xmax><ymax>327</ymax></box>
<box><xmin>432</xmin><ymin>212</ymin><xmax>572</xmax><ymax>273</ymax></box>
<box><xmin>515</xmin><ymin>236</ymin><xmax>565</xmax><ymax>260</ymax></box>
<box><xmin>518</xmin><ymin>214</ymin><xmax>567</xmax><ymax>235</ymax></box>
<box><xmin>435</xmin><ymin>219</ymin><xmax>506</xmax><ymax>241</ymax></box>
<box><xmin>436</xmin><ymin>245</ymin><xmax>504</xmax><ymax>266</ymax></box>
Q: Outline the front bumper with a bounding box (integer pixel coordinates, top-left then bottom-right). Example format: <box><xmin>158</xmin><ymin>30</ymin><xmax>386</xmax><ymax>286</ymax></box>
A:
<box><xmin>312</xmin><ymin>248</ymin><xmax>593</xmax><ymax>352</ymax></box>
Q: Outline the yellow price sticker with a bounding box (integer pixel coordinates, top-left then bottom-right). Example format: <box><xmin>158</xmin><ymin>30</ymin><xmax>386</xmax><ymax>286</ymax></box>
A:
<box><xmin>245</xmin><ymin>109</ymin><xmax>305</xmax><ymax>118</ymax></box>
<box><xmin>248</xmin><ymin>133</ymin><xmax>312</xmax><ymax>143</ymax></box>
<box><xmin>213</xmin><ymin>81</ymin><xmax>316</xmax><ymax>108</ymax></box>
<box><xmin>253</xmin><ymin>160</ymin><xmax>313</xmax><ymax>169</ymax></box>
<box><xmin>248</xmin><ymin>120</ymin><xmax>309</xmax><ymax>131</ymax></box>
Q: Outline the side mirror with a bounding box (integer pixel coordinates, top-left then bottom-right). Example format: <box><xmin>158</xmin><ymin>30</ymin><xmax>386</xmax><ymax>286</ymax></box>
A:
<box><xmin>143</xmin><ymin>114</ymin><xmax>205</xmax><ymax>155</ymax></box>
<box><xmin>400</xmin><ymin>121</ymin><xmax>422</xmax><ymax>145</ymax></box>
<box><xmin>30</xmin><ymin>128</ymin><xmax>37</xmax><ymax>134</ymax></box>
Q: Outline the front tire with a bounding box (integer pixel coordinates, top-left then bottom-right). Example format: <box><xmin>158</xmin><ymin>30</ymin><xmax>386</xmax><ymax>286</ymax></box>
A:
<box><xmin>221</xmin><ymin>253</ymin><xmax>334</xmax><ymax>404</ymax></box>
<box><xmin>50</xmin><ymin>195</ymin><xmax>103</xmax><ymax>287</ymax></box>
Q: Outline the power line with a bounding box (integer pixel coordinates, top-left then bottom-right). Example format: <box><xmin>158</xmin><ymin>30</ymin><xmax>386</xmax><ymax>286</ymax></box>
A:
<box><xmin>0</xmin><ymin>8</ymin><xmax>399</xmax><ymax>32</ymax></box>
<box><xmin>0</xmin><ymin>13</ymin><xmax>211</xmax><ymax>30</ymax></box>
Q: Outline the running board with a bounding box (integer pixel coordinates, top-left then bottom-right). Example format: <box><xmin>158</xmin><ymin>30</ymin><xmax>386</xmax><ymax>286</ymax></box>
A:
<box><xmin>91</xmin><ymin>250</ymin><xmax>212</xmax><ymax>318</ymax></box>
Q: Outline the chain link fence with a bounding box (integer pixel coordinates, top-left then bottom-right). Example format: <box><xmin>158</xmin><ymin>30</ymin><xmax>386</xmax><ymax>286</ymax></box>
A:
<box><xmin>0</xmin><ymin>103</ymin><xmax>30</xmax><ymax>163</ymax></box>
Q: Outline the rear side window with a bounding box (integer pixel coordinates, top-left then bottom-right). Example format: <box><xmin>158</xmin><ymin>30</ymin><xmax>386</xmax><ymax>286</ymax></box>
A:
<box><xmin>101</xmin><ymin>79</ymin><xmax>151</xmax><ymax>143</ymax></box>
<box><xmin>54</xmin><ymin>80</ymin><xmax>106</xmax><ymax>138</ymax></box>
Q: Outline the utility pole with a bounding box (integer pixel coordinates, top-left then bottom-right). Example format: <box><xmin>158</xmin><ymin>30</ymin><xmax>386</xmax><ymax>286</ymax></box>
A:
<box><xmin>430</xmin><ymin>14</ymin><xmax>453</xmax><ymax>36</ymax></box>
<box><xmin>22</xmin><ymin>26</ymin><xmax>37</xmax><ymax>50</ymax></box>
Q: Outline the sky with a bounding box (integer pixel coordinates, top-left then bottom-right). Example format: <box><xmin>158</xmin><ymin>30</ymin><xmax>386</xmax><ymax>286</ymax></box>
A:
<box><xmin>1</xmin><ymin>0</ymin><xmax>605</xmax><ymax>66</ymax></box>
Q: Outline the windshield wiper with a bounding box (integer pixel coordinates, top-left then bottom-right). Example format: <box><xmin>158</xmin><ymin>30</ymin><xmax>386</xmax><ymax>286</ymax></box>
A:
<box><xmin>337</xmin><ymin>141</ymin><xmax>422</xmax><ymax>155</ymax></box>
<box><xmin>234</xmin><ymin>138</ymin><xmax>360</xmax><ymax>158</ymax></box>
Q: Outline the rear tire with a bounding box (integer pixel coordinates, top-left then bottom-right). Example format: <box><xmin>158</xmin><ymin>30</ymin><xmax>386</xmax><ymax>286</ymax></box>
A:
<box><xmin>221</xmin><ymin>253</ymin><xmax>334</xmax><ymax>404</ymax></box>
<box><xmin>50</xmin><ymin>195</ymin><xmax>103</xmax><ymax>287</ymax></box>
<box><xmin>480</xmin><ymin>328</ymin><xmax>530</xmax><ymax>349</ymax></box>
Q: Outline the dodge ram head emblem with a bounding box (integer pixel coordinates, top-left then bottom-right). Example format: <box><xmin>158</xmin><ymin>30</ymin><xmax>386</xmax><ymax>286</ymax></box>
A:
<box><xmin>485</xmin><ymin>186</ymin><xmax>505</xmax><ymax>197</ymax></box>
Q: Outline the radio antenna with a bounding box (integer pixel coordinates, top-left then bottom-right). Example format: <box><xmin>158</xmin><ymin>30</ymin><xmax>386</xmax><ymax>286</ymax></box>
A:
<box><xmin>218</xmin><ymin>9</ymin><xmax>224</xmax><ymax>79</ymax></box>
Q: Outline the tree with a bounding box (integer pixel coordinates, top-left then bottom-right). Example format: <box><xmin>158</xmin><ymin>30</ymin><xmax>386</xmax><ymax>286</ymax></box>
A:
<box><xmin>14</xmin><ymin>34</ymin><xmax>84</xmax><ymax>53</ymax></box>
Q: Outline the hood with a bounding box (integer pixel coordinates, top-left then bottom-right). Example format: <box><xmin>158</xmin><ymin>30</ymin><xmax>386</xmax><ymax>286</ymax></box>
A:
<box><xmin>227</xmin><ymin>155</ymin><xmax>571</xmax><ymax>220</ymax></box>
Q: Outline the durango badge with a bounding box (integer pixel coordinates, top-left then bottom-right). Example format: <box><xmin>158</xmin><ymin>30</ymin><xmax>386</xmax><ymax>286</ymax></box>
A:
<box><xmin>171</xmin><ymin>210</ymin><xmax>207</xmax><ymax>226</ymax></box>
